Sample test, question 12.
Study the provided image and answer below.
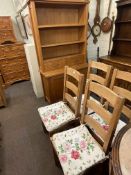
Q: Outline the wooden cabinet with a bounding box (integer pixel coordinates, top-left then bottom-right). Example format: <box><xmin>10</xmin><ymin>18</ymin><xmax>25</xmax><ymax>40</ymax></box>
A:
<box><xmin>29</xmin><ymin>0</ymin><xmax>89</xmax><ymax>103</ymax></box>
<box><xmin>100</xmin><ymin>0</ymin><xmax>131</xmax><ymax>84</ymax></box>
<box><xmin>0</xmin><ymin>43</ymin><xmax>30</xmax><ymax>87</ymax></box>
<box><xmin>0</xmin><ymin>16</ymin><xmax>30</xmax><ymax>87</ymax></box>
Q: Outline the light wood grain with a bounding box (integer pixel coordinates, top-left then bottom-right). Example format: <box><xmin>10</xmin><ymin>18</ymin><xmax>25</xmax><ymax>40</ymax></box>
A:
<box><xmin>110</xmin><ymin>69</ymin><xmax>131</xmax><ymax>120</ymax></box>
<box><xmin>82</xmin><ymin>81</ymin><xmax>125</xmax><ymax>153</ymax></box>
<box><xmin>63</xmin><ymin>66</ymin><xmax>84</xmax><ymax>116</ymax></box>
<box><xmin>29</xmin><ymin>0</ymin><xmax>89</xmax><ymax>103</ymax></box>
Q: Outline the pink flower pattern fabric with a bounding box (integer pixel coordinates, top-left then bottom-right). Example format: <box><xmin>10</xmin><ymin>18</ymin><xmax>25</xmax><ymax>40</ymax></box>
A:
<box><xmin>90</xmin><ymin>113</ymin><xmax>126</xmax><ymax>140</ymax></box>
<box><xmin>51</xmin><ymin>125</ymin><xmax>105</xmax><ymax>175</ymax></box>
<box><xmin>38</xmin><ymin>101</ymin><xmax>75</xmax><ymax>132</ymax></box>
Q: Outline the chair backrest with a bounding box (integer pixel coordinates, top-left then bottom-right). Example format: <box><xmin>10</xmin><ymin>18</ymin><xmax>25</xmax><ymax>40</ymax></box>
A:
<box><xmin>63</xmin><ymin>66</ymin><xmax>84</xmax><ymax>116</ymax></box>
<box><xmin>87</xmin><ymin>60</ymin><xmax>112</xmax><ymax>86</ymax></box>
<box><xmin>110</xmin><ymin>69</ymin><xmax>131</xmax><ymax>121</ymax></box>
<box><xmin>82</xmin><ymin>81</ymin><xmax>124</xmax><ymax>153</ymax></box>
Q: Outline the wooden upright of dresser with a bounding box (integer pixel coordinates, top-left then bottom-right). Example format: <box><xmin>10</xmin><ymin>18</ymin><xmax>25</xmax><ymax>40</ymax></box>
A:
<box><xmin>0</xmin><ymin>42</ymin><xmax>30</xmax><ymax>87</ymax></box>
<box><xmin>29</xmin><ymin>0</ymin><xmax>89</xmax><ymax>103</ymax></box>
<box><xmin>100</xmin><ymin>0</ymin><xmax>131</xmax><ymax>73</ymax></box>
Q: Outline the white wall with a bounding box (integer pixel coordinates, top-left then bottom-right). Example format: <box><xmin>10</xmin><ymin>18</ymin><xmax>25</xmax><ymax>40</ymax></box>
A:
<box><xmin>0</xmin><ymin>0</ymin><xmax>23</xmax><ymax>41</ymax></box>
<box><xmin>88</xmin><ymin>0</ymin><xmax>117</xmax><ymax>60</ymax></box>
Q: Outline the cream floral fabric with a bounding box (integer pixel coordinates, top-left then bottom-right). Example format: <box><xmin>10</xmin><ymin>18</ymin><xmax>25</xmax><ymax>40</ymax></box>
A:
<box><xmin>74</xmin><ymin>95</ymin><xmax>101</xmax><ymax>114</ymax></box>
<box><xmin>51</xmin><ymin>125</ymin><xmax>105</xmax><ymax>175</ymax></box>
<box><xmin>38</xmin><ymin>101</ymin><xmax>75</xmax><ymax>132</ymax></box>
<box><xmin>90</xmin><ymin>113</ymin><xmax>126</xmax><ymax>138</ymax></box>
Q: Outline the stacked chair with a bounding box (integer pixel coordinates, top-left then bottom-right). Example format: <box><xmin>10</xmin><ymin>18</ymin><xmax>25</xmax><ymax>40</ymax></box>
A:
<box><xmin>38</xmin><ymin>61</ymin><xmax>130</xmax><ymax>175</ymax></box>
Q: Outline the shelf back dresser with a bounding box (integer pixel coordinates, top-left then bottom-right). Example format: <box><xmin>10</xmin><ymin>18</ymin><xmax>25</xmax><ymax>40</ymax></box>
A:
<box><xmin>100</xmin><ymin>0</ymin><xmax>131</xmax><ymax>78</ymax></box>
<box><xmin>29</xmin><ymin>0</ymin><xmax>89</xmax><ymax>103</ymax></box>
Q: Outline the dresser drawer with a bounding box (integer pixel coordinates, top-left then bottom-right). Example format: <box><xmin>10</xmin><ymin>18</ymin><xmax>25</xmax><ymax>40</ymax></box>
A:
<box><xmin>2</xmin><ymin>44</ymin><xmax>25</xmax><ymax>58</ymax></box>
<box><xmin>0</xmin><ymin>47</ymin><xmax>4</xmax><ymax>57</ymax></box>
<box><xmin>0</xmin><ymin>30</ymin><xmax>16</xmax><ymax>44</ymax></box>
<box><xmin>3</xmin><ymin>70</ymin><xmax>30</xmax><ymax>83</ymax></box>
<box><xmin>0</xmin><ymin>17</ymin><xmax>12</xmax><ymax>30</ymax></box>
<box><xmin>0</xmin><ymin>56</ymin><xmax>27</xmax><ymax>67</ymax></box>
<box><xmin>2</xmin><ymin>62</ymin><xmax>28</xmax><ymax>74</ymax></box>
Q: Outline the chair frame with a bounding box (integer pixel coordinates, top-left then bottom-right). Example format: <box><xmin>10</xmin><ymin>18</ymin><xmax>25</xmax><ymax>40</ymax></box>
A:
<box><xmin>86</xmin><ymin>60</ymin><xmax>112</xmax><ymax>105</ymax></box>
<box><xmin>82</xmin><ymin>81</ymin><xmax>125</xmax><ymax>153</ymax></box>
<box><xmin>109</xmin><ymin>69</ymin><xmax>131</xmax><ymax>121</ymax></box>
<box><xmin>63</xmin><ymin>66</ymin><xmax>84</xmax><ymax>116</ymax></box>
<box><xmin>41</xmin><ymin>66</ymin><xmax>84</xmax><ymax>135</ymax></box>
<box><xmin>87</xmin><ymin>60</ymin><xmax>112</xmax><ymax>86</ymax></box>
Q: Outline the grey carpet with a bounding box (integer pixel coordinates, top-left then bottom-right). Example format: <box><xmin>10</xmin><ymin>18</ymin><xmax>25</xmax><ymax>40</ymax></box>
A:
<box><xmin>0</xmin><ymin>81</ymin><xmax>62</xmax><ymax>175</ymax></box>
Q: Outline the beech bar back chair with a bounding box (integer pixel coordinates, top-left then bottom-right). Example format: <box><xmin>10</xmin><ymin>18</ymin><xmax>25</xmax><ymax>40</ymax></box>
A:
<box><xmin>89</xmin><ymin>69</ymin><xmax>131</xmax><ymax>140</ymax></box>
<box><xmin>80</xmin><ymin>60</ymin><xmax>112</xmax><ymax>114</ymax></box>
<box><xmin>87</xmin><ymin>60</ymin><xmax>112</xmax><ymax>86</ymax></box>
<box><xmin>51</xmin><ymin>81</ymin><xmax>124</xmax><ymax>175</ymax></box>
<box><xmin>38</xmin><ymin>66</ymin><xmax>84</xmax><ymax>134</ymax></box>
<box><xmin>108</xmin><ymin>69</ymin><xmax>131</xmax><ymax>135</ymax></box>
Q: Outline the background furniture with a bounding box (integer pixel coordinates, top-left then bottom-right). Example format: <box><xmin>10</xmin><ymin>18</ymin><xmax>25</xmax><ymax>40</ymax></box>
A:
<box><xmin>0</xmin><ymin>42</ymin><xmax>30</xmax><ymax>87</ymax></box>
<box><xmin>99</xmin><ymin>0</ymin><xmax>131</xmax><ymax>81</ymax></box>
<box><xmin>0</xmin><ymin>16</ymin><xmax>30</xmax><ymax>87</ymax></box>
<box><xmin>110</xmin><ymin>123</ymin><xmax>131</xmax><ymax>175</ymax></box>
<box><xmin>29</xmin><ymin>0</ymin><xmax>89</xmax><ymax>103</ymax></box>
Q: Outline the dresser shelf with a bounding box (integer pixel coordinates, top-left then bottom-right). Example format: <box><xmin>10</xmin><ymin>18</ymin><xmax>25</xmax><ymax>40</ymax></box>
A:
<box><xmin>38</xmin><ymin>24</ymin><xmax>85</xmax><ymax>29</ymax></box>
<box><xmin>41</xmin><ymin>40</ymin><xmax>85</xmax><ymax>48</ymax></box>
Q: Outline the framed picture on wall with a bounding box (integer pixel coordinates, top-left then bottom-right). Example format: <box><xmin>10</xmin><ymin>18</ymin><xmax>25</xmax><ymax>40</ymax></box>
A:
<box><xmin>22</xmin><ymin>14</ymin><xmax>32</xmax><ymax>35</ymax></box>
<box><xmin>16</xmin><ymin>14</ymin><xmax>28</xmax><ymax>39</ymax></box>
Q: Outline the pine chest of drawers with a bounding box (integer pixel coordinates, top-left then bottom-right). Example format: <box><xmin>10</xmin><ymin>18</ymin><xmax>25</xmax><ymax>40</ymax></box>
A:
<box><xmin>0</xmin><ymin>42</ymin><xmax>30</xmax><ymax>87</ymax></box>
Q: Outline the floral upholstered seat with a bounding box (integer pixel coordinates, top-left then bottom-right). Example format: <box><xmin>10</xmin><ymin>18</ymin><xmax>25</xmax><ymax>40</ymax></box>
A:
<box><xmin>38</xmin><ymin>101</ymin><xmax>76</xmax><ymax>132</ymax></box>
<box><xmin>90</xmin><ymin>113</ymin><xmax>126</xmax><ymax>138</ymax></box>
<box><xmin>51</xmin><ymin>125</ymin><xmax>105</xmax><ymax>175</ymax></box>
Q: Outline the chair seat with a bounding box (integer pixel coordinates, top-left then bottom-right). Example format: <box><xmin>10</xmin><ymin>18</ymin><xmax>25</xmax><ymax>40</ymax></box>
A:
<box><xmin>90</xmin><ymin>113</ymin><xmax>126</xmax><ymax>137</ymax></box>
<box><xmin>38</xmin><ymin>101</ymin><xmax>76</xmax><ymax>132</ymax></box>
<box><xmin>51</xmin><ymin>125</ymin><xmax>105</xmax><ymax>175</ymax></box>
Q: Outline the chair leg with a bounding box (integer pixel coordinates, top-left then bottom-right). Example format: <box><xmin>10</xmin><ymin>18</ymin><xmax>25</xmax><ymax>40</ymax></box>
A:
<box><xmin>41</xmin><ymin>122</ymin><xmax>48</xmax><ymax>134</ymax></box>
<box><xmin>52</xmin><ymin>147</ymin><xmax>61</xmax><ymax>168</ymax></box>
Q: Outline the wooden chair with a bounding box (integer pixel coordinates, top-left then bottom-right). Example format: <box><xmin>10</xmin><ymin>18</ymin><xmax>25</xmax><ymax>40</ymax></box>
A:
<box><xmin>38</xmin><ymin>66</ymin><xmax>84</xmax><ymax>134</ymax></box>
<box><xmin>109</xmin><ymin>69</ymin><xmax>131</xmax><ymax>136</ymax></box>
<box><xmin>80</xmin><ymin>60</ymin><xmax>112</xmax><ymax>114</ymax></box>
<box><xmin>51</xmin><ymin>81</ymin><xmax>124</xmax><ymax>175</ymax></box>
<box><xmin>91</xmin><ymin>69</ymin><xmax>131</xmax><ymax>139</ymax></box>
